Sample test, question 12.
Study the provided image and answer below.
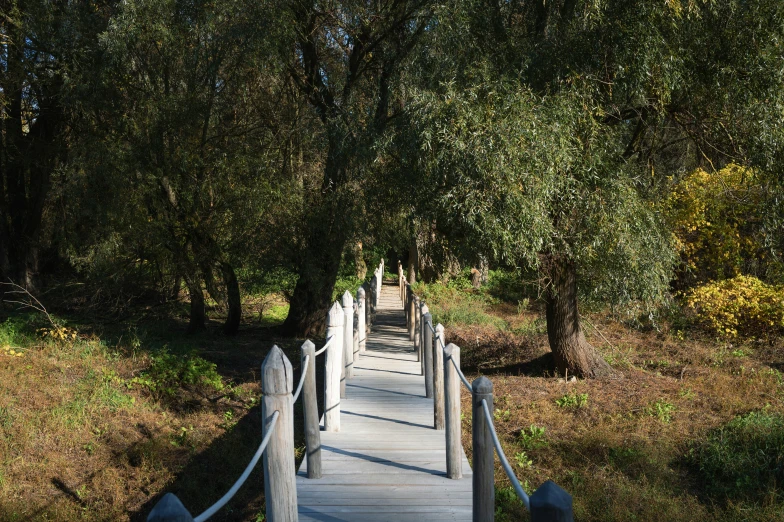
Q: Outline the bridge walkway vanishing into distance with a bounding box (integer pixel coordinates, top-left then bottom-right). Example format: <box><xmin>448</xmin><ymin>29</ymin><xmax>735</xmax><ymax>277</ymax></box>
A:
<box><xmin>296</xmin><ymin>281</ymin><xmax>473</xmax><ymax>521</ymax></box>
<box><xmin>147</xmin><ymin>262</ymin><xmax>574</xmax><ymax>522</ymax></box>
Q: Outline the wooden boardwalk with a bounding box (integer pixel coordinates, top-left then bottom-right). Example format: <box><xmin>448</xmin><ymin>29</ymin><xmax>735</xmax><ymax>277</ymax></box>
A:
<box><xmin>296</xmin><ymin>282</ymin><xmax>473</xmax><ymax>521</ymax></box>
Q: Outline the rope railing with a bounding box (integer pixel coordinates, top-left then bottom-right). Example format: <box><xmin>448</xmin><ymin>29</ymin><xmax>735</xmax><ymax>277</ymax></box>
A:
<box><xmin>480</xmin><ymin>399</ymin><xmax>531</xmax><ymax>511</ymax></box>
<box><xmin>400</xmin><ymin>273</ymin><xmax>574</xmax><ymax>521</ymax></box>
<box><xmin>193</xmin><ymin>411</ymin><xmax>280</xmax><ymax>522</ymax></box>
<box><xmin>147</xmin><ymin>261</ymin><xmax>387</xmax><ymax>522</ymax></box>
<box><xmin>449</xmin><ymin>352</ymin><xmax>473</xmax><ymax>392</ymax></box>
<box><xmin>315</xmin><ymin>335</ymin><xmax>334</xmax><ymax>356</ymax></box>
<box><xmin>292</xmin><ymin>354</ymin><xmax>310</xmax><ymax>403</ymax></box>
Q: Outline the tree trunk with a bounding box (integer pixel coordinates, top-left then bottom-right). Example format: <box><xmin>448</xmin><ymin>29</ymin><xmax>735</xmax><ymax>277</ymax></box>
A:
<box><xmin>407</xmin><ymin>236</ymin><xmax>417</xmax><ymax>284</ymax></box>
<box><xmin>221</xmin><ymin>262</ymin><xmax>241</xmax><ymax>335</ymax></box>
<box><xmin>0</xmin><ymin>23</ymin><xmax>63</xmax><ymax>292</ymax></box>
<box><xmin>354</xmin><ymin>241</ymin><xmax>367</xmax><ymax>280</ymax></box>
<box><xmin>544</xmin><ymin>258</ymin><xmax>613</xmax><ymax>379</ymax></box>
<box><xmin>283</xmin><ymin>234</ymin><xmax>345</xmax><ymax>337</ymax></box>
<box><xmin>282</xmin><ymin>123</ymin><xmax>351</xmax><ymax>337</ymax></box>
<box><xmin>185</xmin><ymin>275</ymin><xmax>206</xmax><ymax>333</ymax></box>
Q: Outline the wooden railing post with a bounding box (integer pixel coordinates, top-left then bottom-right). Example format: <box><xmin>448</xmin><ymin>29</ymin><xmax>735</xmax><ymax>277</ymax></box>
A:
<box><xmin>398</xmin><ymin>261</ymin><xmax>404</xmax><ymax>304</ymax></box>
<box><xmin>414</xmin><ymin>296</ymin><xmax>421</xmax><ymax>367</ymax></box>
<box><xmin>369</xmin><ymin>275</ymin><xmax>377</xmax><ymax>326</ymax></box>
<box><xmin>357</xmin><ymin>287</ymin><xmax>366</xmax><ymax>352</ymax></box>
<box><xmin>377</xmin><ymin>261</ymin><xmax>383</xmax><ymax>304</ymax></box>
<box><xmin>353</xmin><ymin>298</ymin><xmax>359</xmax><ymax>367</ymax></box>
<box><xmin>325</xmin><ymin>302</ymin><xmax>344</xmax><ymax>432</ymax></box>
<box><xmin>444</xmin><ymin>343</ymin><xmax>462</xmax><ymax>479</ymax></box>
<box><xmin>434</xmin><ymin>323</ymin><xmax>445</xmax><ymax>430</ymax></box>
<box><xmin>342</xmin><ymin>290</ymin><xmax>354</xmax><ymax>383</ymax></box>
<box><xmin>531</xmin><ymin>481</ymin><xmax>574</xmax><ymax>522</ymax></box>
<box><xmin>262</xmin><ymin>346</ymin><xmax>297</xmax><ymax>521</ymax></box>
<box><xmin>363</xmin><ymin>282</ymin><xmax>371</xmax><ymax>334</ymax></box>
<box><xmin>300</xmin><ymin>340</ymin><xmax>321</xmax><ymax>479</ymax></box>
<box><xmin>407</xmin><ymin>285</ymin><xmax>415</xmax><ymax>341</ymax></box>
<box><xmin>472</xmin><ymin>376</ymin><xmax>494</xmax><ymax>522</ymax></box>
<box><xmin>147</xmin><ymin>493</ymin><xmax>194</xmax><ymax>521</ymax></box>
<box><xmin>423</xmin><ymin>308</ymin><xmax>434</xmax><ymax>399</ymax></box>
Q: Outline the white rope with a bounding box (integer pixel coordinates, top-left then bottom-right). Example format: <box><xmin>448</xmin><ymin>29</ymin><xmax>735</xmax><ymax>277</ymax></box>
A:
<box><xmin>448</xmin><ymin>353</ymin><xmax>472</xmax><ymax>392</ymax></box>
<box><xmin>481</xmin><ymin>399</ymin><xmax>531</xmax><ymax>511</ymax></box>
<box><xmin>193</xmin><ymin>411</ymin><xmax>280</xmax><ymax>522</ymax></box>
<box><xmin>315</xmin><ymin>335</ymin><xmax>334</xmax><ymax>356</ymax></box>
<box><xmin>292</xmin><ymin>355</ymin><xmax>310</xmax><ymax>403</ymax></box>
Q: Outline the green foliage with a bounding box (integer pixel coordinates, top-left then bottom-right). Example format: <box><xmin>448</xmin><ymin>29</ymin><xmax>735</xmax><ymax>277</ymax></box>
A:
<box><xmin>667</xmin><ymin>165</ymin><xmax>775</xmax><ymax>286</ymax></box>
<box><xmin>514</xmin><ymin>451</ymin><xmax>533</xmax><ymax>468</ymax></box>
<box><xmin>132</xmin><ymin>349</ymin><xmax>225</xmax><ymax>401</ymax></box>
<box><xmin>685</xmin><ymin>275</ymin><xmax>784</xmax><ymax>338</ymax></box>
<box><xmin>556</xmin><ymin>392</ymin><xmax>588</xmax><ymax>409</ymax></box>
<box><xmin>494</xmin><ymin>484</ymin><xmax>526</xmax><ymax>522</ymax></box>
<box><xmin>332</xmin><ymin>276</ymin><xmax>363</xmax><ymax>302</ymax></box>
<box><xmin>0</xmin><ymin>317</ymin><xmax>33</xmax><ymax>349</ymax></box>
<box><xmin>518</xmin><ymin>424</ymin><xmax>548</xmax><ymax>450</ymax></box>
<box><xmin>482</xmin><ymin>269</ymin><xmax>533</xmax><ymax>305</ymax></box>
<box><xmin>689</xmin><ymin>411</ymin><xmax>784</xmax><ymax>503</ymax></box>
<box><xmin>415</xmin><ymin>282</ymin><xmax>505</xmax><ymax>329</ymax></box>
<box><xmin>645</xmin><ymin>399</ymin><xmax>676</xmax><ymax>424</ymax></box>
<box><xmin>241</xmin><ymin>268</ymin><xmax>298</xmax><ymax>298</ymax></box>
<box><xmin>258</xmin><ymin>304</ymin><xmax>290</xmax><ymax>328</ymax></box>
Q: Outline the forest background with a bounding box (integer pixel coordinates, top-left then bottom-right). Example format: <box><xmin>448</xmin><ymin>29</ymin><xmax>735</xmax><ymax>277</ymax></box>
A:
<box><xmin>1</xmin><ymin>1</ymin><xmax>784</xmax><ymax>521</ymax></box>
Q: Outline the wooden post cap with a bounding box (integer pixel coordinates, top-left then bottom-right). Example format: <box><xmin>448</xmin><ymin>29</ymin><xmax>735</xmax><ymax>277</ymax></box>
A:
<box><xmin>147</xmin><ymin>493</ymin><xmax>194</xmax><ymax>522</ymax></box>
<box><xmin>357</xmin><ymin>287</ymin><xmax>365</xmax><ymax>300</ymax></box>
<box><xmin>472</xmin><ymin>375</ymin><xmax>493</xmax><ymax>395</ymax></box>
<box><xmin>422</xmin><ymin>304</ymin><xmax>429</xmax><ymax>316</ymax></box>
<box><xmin>342</xmin><ymin>290</ymin><xmax>353</xmax><ymax>308</ymax></box>
<box><xmin>301</xmin><ymin>339</ymin><xmax>315</xmax><ymax>353</ymax></box>
<box><xmin>531</xmin><ymin>480</ymin><xmax>574</xmax><ymax>522</ymax></box>
<box><xmin>327</xmin><ymin>301</ymin><xmax>344</xmax><ymax>327</ymax></box>
<box><xmin>262</xmin><ymin>345</ymin><xmax>293</xmax><ymax>395</ymax></box>
<box><xmin>436</xmin><ymin>323</ymin><xmax>444</xmax><ymax>335</ymax></box>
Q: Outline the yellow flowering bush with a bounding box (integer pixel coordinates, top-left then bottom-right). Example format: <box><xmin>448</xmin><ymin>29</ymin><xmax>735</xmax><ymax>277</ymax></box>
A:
<box><xmin>685</xmin><ymin>275</ymin><xmax>784</xmax><ymax>337</ymax></box>
<box><xmin>37</xmin><ymin>326</ymin><xmax>79</xmax><ymax>342</ymax></box>
<box><xmin>667</xmin><ymin>164</ymin><xmax>766</xmax><ymax>285</ymax></box>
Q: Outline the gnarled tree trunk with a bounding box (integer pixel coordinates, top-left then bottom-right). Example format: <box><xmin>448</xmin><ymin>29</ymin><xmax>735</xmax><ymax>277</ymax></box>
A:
<box><xmin>544</xmin><ymin>257</ymin><xmax>613</xmax><ymax>379</ymax></box>
<box><xmin>221</xmin><ymin>262</ymin><xmax>241</xmax><ymax>335</ymax></box>
<box><xmin>185</xmin><ymin>273</ymin><xmax>206</xmax><ymax>333</ymax></box>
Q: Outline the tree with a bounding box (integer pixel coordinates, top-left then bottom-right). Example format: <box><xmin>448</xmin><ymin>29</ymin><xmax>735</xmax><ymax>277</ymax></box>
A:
<box><xmin>0</xmin><ymin>1</ymin><xmax>106</xmax><ymax>290</ymax></box>
<box><xmin>397</xmin><ymin>0</ymin><xmax>784</xmax><ymax>377</ymax></box>
<box><xmin>94</xmin><ymin>0</ymin><xmax>293</xmax><ymax>332</ymax></box>
<box><xmin>281</xmin><ymin>0</ymin><xmax>432</xmax><ymax>336</ymax></box>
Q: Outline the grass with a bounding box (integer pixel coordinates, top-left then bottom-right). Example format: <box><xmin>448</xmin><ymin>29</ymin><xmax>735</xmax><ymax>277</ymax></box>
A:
<box><xmin>0</xmin><ymin>299</ymin><xmax>315</xmax><ymax>522</ymax></box>
<box><xmin>415</xmin><ymin>274</ymin><xmax>784</xmax><ymax>521</ymax></box>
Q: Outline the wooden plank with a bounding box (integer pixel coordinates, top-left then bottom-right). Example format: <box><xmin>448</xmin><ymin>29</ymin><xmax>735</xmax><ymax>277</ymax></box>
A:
<box><xmin>296</xmin><ymin>283</ymin><xmax>472</xmax><ymax>521</ymax></box>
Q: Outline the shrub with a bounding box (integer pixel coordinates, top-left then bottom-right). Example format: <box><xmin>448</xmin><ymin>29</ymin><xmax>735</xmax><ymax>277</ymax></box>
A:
<box><xmin>685</xmin><ymin>275</ymin><xmax>784</xmax><ymax>337</ymax></box>
<box><xmin>667</xmin><ymin>164</ymin><xmax>772</xmax><ymax>286</ymax></box>
<box><xmin>132</xmin><ymin>349</ymin><xmax>225</xmax><ymax>401</ymax></box>
<box><xmin>688</xmin><ymin>411</ymin><xmax>784</xmax><ymax>503</ymax></box>
<box><xmin>415</xmin><ymin>282</ymin><xmax>506</xmax><ymax>329</ymax></box>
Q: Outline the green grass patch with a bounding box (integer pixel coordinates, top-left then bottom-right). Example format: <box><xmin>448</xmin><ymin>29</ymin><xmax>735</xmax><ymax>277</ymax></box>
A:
<box><xmin>688</xmin><ymin>410</ymin><xmax>784</xmax><ymax>503</ymax></box>
<box><xmin>414</xmin><ymin>282</ymin><xmax>506</xmax><ymax>329</ymax></box>
<box><xmin>259</xmin><ymin>303</ymin><xmax>289</xmax><ymax>327</ymax></box>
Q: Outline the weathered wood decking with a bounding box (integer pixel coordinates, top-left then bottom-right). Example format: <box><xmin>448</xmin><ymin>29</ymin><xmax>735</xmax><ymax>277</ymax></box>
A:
<box><xmin>296</xmin><ymin>282</ymin><xmax>473</xmax><ymax>521</ymax></box>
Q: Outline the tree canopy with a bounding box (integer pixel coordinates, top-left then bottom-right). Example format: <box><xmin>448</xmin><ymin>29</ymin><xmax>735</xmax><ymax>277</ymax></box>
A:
<box><xmin>1</xmin><ymin>0</ymin><xmax>782</xmax><ymax>376</ymax></box>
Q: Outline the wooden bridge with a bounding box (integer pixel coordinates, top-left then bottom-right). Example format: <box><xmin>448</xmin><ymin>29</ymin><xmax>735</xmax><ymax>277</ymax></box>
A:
<box><xmin>296</xmin><ymin>280</ymin><xmax>472</xmax><ymax>521</ymax></box>
<box><xmin>147</xmin><ymin>261</ymin><xmax>573</xmax><ymax>522</ymax></box>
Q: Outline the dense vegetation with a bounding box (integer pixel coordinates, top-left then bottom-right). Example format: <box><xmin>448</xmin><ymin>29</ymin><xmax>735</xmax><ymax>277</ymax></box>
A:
<box><xmin>1</xmin><ymin>0</ymin><xmax>783</xmax><ymax>520</ymax></box>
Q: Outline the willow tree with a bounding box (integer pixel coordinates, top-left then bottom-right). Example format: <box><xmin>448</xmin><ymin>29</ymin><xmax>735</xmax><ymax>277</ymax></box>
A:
<box><xmin>96</xmin><ymin>0</ymin><xmax>292</xmax><ymax>333</ymax></box>
<box><xmin>399</xmin><ymin>0</ymin><xmax>784</xmax><ymax>377</ymax></box>
<box><xmin>0</xmin><ymin>1</ymin><xmax>106</xmax><ymax>290</ymax></box>
<box><xmin>280</xmin><ymin>0</ymin><xmax>433</xmax><ymax>336</ymax></box>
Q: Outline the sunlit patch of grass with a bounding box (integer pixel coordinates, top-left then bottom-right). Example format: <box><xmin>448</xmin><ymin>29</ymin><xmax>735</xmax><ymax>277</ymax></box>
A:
<box><xmin>259</xmin><ymin>303</ymin><xmax>289</xmax><ymax>327</ymax></box>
